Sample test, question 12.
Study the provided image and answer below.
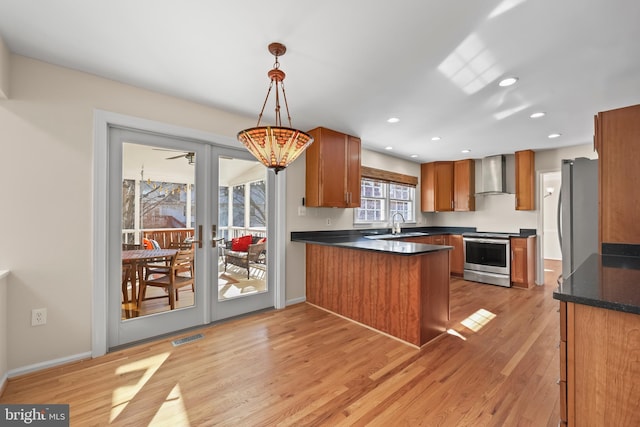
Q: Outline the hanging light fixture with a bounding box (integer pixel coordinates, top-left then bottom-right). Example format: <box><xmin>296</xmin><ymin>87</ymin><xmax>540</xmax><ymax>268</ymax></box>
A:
<box><xmin>237</xmin><ymin>42</ymin><xmax>314</xmax><ymax>174</ymax></box>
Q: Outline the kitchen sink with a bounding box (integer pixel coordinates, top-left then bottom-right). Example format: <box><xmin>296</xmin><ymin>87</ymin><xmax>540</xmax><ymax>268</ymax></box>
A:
<box><xmin>364</xmin><ymin>231</ymin><xmax>429</xmax><ymax>240</ymax></box>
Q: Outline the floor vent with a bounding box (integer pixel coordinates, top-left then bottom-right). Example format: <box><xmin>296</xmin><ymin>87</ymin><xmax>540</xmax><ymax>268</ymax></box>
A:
<box><xmin>172</xmin><ymin>333</ymin><xmax>204</xmax><ymax>347</ymax></box>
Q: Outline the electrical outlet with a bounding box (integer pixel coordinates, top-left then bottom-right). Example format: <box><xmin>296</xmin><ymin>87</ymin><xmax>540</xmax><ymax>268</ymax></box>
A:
<box><xmin>31</xmin><ymin>308</ymin><xmax>47</xmax><ymax>326</ymax></box>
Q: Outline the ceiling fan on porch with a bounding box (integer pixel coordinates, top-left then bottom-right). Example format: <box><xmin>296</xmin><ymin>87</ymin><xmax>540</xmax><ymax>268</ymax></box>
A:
<box><xmin>151</xmin><ymin>148</ymin><xmax>195</xmax><ymax>165</ymax></box>
<box><xmin>166</xmin><ymin>152</ymin><xmax>195</xmax><ymax>165</ymax></box>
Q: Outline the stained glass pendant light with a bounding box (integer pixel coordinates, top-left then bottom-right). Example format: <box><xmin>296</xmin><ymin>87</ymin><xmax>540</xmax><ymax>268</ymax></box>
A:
<box><xmin>237</xmin><ymin>42</ymin><xmax>314</xmax><ymax>174</ymax></box>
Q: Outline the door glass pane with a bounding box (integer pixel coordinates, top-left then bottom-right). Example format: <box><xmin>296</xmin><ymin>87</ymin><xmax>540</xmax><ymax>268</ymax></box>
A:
<box><xmin>218</xmin><ymin>158</ymin><xmax>267</xmax><ymax>301</ymax></box>
<box><xmin>121</xmin><ymin>143</ymin><xmax>196</xmax><ymax>319</ymax></box>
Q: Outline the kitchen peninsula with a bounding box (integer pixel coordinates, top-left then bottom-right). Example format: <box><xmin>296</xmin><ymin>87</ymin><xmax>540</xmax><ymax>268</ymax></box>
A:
<box><xmin>291</xmin><ymin>230</ymin><xmax>456</xmax><ymax>347</ymax></box>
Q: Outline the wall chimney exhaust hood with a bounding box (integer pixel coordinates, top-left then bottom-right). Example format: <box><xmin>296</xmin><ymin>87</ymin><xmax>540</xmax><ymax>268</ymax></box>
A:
<box><xmin>477</xmin><ymin>155</ymin><xmax>510</xmax><ymax>194</ymax></box>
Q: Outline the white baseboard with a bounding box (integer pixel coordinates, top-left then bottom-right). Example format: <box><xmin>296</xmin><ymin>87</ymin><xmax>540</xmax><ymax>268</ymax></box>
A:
<box><xmin>0</xmin><ymin>372</ymin><xmax>7</xmax><ymax>396</ymax></box>
<box><xmin>286</xmin><ymin>296</ymin><xmax>306</xmax><ymax>306</ymax></box>
<box><xmin>8</xmin><ymin>351</ymin><xmax>92</xmax><ymax>379</ymax></box>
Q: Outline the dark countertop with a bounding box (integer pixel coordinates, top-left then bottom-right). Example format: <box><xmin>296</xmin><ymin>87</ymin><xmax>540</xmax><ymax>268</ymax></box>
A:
<box><xmin>553</xmin><ymin>253</ymin><xmax>640</xmax><ymax>315</ymax></box>
<box><xmin>290</xmin><ymin>227</ymin><xmax>536</xmax><ymax>256</ymax></box>
<box><xmin>290</xmin><ymin>230</ymin><xmax>452</xmax><ymax>255</ymax></box>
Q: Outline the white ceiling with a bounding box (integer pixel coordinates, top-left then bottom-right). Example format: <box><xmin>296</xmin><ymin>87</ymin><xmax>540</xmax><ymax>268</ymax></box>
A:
<box><xmin>1</xmin><ymin>0</ymin><xmax>639</xmax><ymax>162</ymax></box>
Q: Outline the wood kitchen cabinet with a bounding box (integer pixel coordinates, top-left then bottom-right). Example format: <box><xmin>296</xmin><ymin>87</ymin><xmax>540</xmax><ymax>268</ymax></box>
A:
<box><xmin>305</xmin><ymin>127</ymin><xmax>361</xmax><ymax>208</ymax></box>
<box><xmin>453</xmin><ymin>159</ymin><xmax>475</xmax><ymax>211</ymax></box>
<box><xmin>448</xmin><ymin>234</ymin><xmax>464</xmax><ymax>276</ymax></box>
<box><xmin>559</xmin><ymin>301</ymin><xmax>640</xmax><ymax>425</ymax></box>
<box><xmin>515</xmin><ymin>150</ymin><xmax>535</xmax><ymax>210</ymax></box>
<box><xmin>421</xmin><ymin>161</ymin><xmax>453</xmax><ymax>212</ymax></box>
<box><xmin>510</xmin><ymin>236</ymin><xmax>535</xmax><ymax>288</ymax></box>
<box><xmin>595</xmin><ymin>104</ymin><xmax>640</xmax><ymax>245</ymax></box>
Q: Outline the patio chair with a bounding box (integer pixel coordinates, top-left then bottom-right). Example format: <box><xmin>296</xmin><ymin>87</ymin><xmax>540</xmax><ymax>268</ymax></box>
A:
<box><xmin>138</xmin><ymin>249</ymin><xmax>195</xmax><ymax>310</ymax></box>
<box><xmin>223</xmin><ymin>237</ymin><xmax>266</xmax><ymax>279</ymax></box>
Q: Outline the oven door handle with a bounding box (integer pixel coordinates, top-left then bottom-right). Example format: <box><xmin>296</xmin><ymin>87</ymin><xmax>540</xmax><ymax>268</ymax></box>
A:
<box><xmin>463</xmin><ymin>237</ymin><xmax>509</xmax><ymax>244</ymax></box>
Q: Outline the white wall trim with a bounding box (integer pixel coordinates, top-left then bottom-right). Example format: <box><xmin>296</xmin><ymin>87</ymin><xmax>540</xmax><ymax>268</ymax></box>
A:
<box><xmin>537</xmin><ymin>168</ymin><xmax>560</xmax><ymax>285</ymax></box>
<box><xmin>274</xmin><ymin>170</ymin><xmax>287</xmax><ymax>309</ymax></box>
<box><xmin>8</xmin><ymin>351</ymin><xmax>93</xmax><ymax>379</ymax></box>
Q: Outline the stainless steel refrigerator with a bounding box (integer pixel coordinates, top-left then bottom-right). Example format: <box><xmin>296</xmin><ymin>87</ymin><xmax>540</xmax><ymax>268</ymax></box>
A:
<box><xmin>558</xmin><ymin>158</ymin><xmax>598</xmax><ymax>279</ymax></box>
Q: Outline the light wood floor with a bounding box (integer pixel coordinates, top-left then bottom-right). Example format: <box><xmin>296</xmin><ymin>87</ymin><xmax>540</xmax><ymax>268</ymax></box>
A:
<box><xmin>2</xmin><ymin>260</ymin><xmax>563</xmax><ymax>426</ymax></box>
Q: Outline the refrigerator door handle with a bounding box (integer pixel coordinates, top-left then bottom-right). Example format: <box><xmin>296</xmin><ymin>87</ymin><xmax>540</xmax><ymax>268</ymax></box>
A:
<box><xmin>557</xmin><ymin>188</ymin><xmax>563</xmax><ymax>249</ymax></box>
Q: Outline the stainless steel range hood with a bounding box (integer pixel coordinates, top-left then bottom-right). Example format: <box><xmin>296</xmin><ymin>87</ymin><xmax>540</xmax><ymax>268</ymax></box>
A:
<box><xmin>477</xmin><ymin>155</ymin><xmax>509</xmax><ymax>194</ymax></box>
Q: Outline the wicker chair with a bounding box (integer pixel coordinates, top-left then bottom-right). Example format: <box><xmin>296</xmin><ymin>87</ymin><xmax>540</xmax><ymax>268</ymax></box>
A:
<box><xmin>223</xmin><ymin>237</ymin><xmax>266</xmax><ymax>279</ymax></box>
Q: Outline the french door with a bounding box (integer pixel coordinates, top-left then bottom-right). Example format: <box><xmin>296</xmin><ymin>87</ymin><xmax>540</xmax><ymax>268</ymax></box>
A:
<box><xmin>107</xmin><ymin>126</ymin><xmax>273</xmax><ymax>348</ymax></box>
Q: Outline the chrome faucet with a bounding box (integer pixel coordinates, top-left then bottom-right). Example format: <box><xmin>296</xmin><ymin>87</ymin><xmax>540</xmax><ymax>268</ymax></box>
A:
<box><xmin>391</xmin><ymin>212</ymin><xmax>406</xmax><ymax>234</ymax></box>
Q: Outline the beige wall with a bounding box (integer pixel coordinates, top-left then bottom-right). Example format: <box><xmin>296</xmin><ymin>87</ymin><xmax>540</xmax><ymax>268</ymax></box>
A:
<box><xmin>0</xmin><ymin>55</ymin><xmax>254</xmax><ymax>371</ymax></box>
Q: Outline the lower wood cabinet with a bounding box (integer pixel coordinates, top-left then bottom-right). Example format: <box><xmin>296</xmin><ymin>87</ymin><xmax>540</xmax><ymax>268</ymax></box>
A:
<box><xmin>510</xmin><ymin>236</ymin><xmax>535</xmax><ymax>288</ymax></box>
<box><xmin>559</xmin><ymin>301</ymin><xmax>640</xmax><ymax>426</ymax></box>
<box><xmin>448</xmin><ymin>235</ymin><xmax>464</xmax><ymax>276</ymax></box>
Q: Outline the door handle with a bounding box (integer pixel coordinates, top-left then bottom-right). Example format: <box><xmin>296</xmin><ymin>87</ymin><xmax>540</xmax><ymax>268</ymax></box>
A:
<box><xmin>212</xmin><ymin>225</ymin><xmax>217</xmax><ymax>248</ymax></box>
<box><xmin>193</xmin><ymin>225</ymin><xmax>203</xmax><ymax>249</ymax></box>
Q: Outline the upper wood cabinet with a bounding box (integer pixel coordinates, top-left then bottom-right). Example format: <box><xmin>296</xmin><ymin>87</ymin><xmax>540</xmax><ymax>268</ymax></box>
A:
<box><xmin>515</xmin><ymin>150</ymin><xmax>535</xmax><ymax>210</ymax></box>
<box><xmin>453</xmin><ymin>159</ymin><xmax>475</xmax><ymax>211</ymax></box>
<box><xmin>421</xmin><ymin>161</ymin><xmax>454</xmax><ymax>212</ymax></box>
<box><xmin>305</xmin><ymin>127</ymin><xmax>361</xmax><ymax>208</ymax></box>
<box><xmin>421</xmin><ymin>160</ymin><xmax>475</xmax><ymax>212</ymax></box>
<box><xmin>595</xmin><ymin>104</ymin><xmax>640</xmax><ymax>245</ymax></box>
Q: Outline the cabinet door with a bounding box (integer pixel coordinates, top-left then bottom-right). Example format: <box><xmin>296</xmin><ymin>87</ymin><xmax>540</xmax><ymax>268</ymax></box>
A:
<box><xmin>306</xmin><ymin>127</ymin><xmax>361</xmax><ymax>208</ymax></box>
<box><xmin>598</xmin><ymin>105</ymin><xmax>640</xmax><ymax>245</ymax></box>
<box><xmin>448</xmin><ymin>234</ymin><xmax>464</xmax><ymax>276</ymax></box>
<box><xmin>515</xmin><ymin>150</ymin><xmax>535</xmax><ymax>210</ymax></box>
<box><xmin>454</xmin><ymin>159</ymin><xmax>475</xmax><ymax>211</ymax></box>
<box><xmin>421</xmin><ymin>162</ymin><xmax>453</xmax><ymax>212</ymax></box>
<box><xmin>511</xmin><ymin>238</ymin><xmax>527</xmax><ymax>285</ymax></box>
<box><xmin>346</xmin><ymin>135</ymin><xmax>361</xmax><ymax>207</ymax></box>
<box><xmin>434</xmin><ymin>162</ymin><xmax>454</xmax><ymax>212</ymax></box>
<box><xmin>421</xmin><ymin>163</ymin><xmax>435</xmax><ymax>212</ymax></box>
<box><xmin>511</xmin><ymin>237</ymin><xmax>535</xmax><ymax>288</ymax></box>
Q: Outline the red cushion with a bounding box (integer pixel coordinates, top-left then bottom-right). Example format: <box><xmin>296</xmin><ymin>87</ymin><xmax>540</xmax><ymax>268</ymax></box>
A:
<box><xmin>231</xmin><ymin>235</ymin><xmax>252</xmax><ymax>252</ymax></box>
<box><xmin>257</xmin><ymin>237</ymin><xmax>266</xmax><ymax>244</ymax></box>
<box><xmin>142</xmin><ymin>238</ymin><xmax>154</xmax><ymax>250</ymax></box>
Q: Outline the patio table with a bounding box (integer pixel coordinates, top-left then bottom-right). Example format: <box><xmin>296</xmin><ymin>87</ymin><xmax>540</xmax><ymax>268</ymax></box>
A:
<box><xmin>122</xmin><ymin>249</ymin><xmax>178</xmax><ymax>307</ymax></box>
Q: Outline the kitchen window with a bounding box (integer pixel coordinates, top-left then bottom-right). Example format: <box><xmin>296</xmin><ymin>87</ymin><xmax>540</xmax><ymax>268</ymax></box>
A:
<box><xmin>354</xmin><ymin>178</ymin><xmax>415</xmax><ymax>224</ymax></box>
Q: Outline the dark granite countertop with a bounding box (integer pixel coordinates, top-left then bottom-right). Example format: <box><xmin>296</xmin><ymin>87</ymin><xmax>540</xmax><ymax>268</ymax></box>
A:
<box><xmin>290</xmin><ymin>229</ymin><xmax>454</xmax><ymax>255</ymax></box>
<box><xmin>553</xmin><ymin>253</ymin><xmax>640</xmax><ymax>315</ymax></box>
<box><xmin>290</xmin><ymin>227</ymin><xmax>536</xmax><ymax>256</ymax></box>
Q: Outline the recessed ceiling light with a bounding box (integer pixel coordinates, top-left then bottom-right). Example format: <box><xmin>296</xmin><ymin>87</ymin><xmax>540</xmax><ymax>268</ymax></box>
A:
<box><xmin>461</xmin><ymin>149</ymin><xmax>471</xmax><ymax>153</ymax></box>
<box><xmin>548</xmin><ymin>133</ymin><xmax>562</xmax><ymax>139</ymax></box>
<box><xmin>385</xmin><ymin>146</ymin><xmax>393</xmax><ymax>150</ymax></box>
<box><xmin>410</xmin><ymin>154</ymin><xmax>418</xmax><ymax>158</ymax></box>
<box><xmin>530</xmin><ymin>112</ymin><xmax>546</xmax><ymax>119</ymax></box>
<box><xmin>387</xmin><ymin>117</ymin><xmax>400</xmax><ymax>123</ymax></box>
<box><xmin>498</xmin><ymin>77</ymin><xmax>518</xmax><ymax>87</ymax></box>
<box><xmin>431</xmin><ymin>136</ymin><xmax>441</xmax><ymax>141</ymax></box>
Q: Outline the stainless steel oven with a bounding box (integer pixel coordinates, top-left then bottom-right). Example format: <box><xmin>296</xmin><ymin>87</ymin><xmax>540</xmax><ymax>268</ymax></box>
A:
<box><xmin>463</xmin><ymin>234</ymin><xmax>511</xmax><ymax>287</ymax></box>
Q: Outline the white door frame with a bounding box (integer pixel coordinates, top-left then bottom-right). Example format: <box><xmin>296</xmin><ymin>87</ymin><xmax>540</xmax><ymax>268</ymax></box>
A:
<box><xmin>536</xmin><ymin>168</ymin><xmax>561</xmax><ymax>285</ymax></box>
<box><xmin>92</xmin><ymin>110</ymin><xmax>286</xmax><ymax>357</ymax></box>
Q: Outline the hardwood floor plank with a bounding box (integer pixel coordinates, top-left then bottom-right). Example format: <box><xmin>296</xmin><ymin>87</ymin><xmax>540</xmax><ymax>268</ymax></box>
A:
<box><xmin>1</xmin><ymin>260</ymin><xmax>563</xmax><ymax>426</ymax></box>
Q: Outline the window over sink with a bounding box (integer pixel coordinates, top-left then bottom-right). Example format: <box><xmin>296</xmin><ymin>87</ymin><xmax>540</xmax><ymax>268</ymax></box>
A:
<box><xmin>354</xmin><ymin>178</ymin><xmax>416</xmax><ymax>225</ymax></box>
